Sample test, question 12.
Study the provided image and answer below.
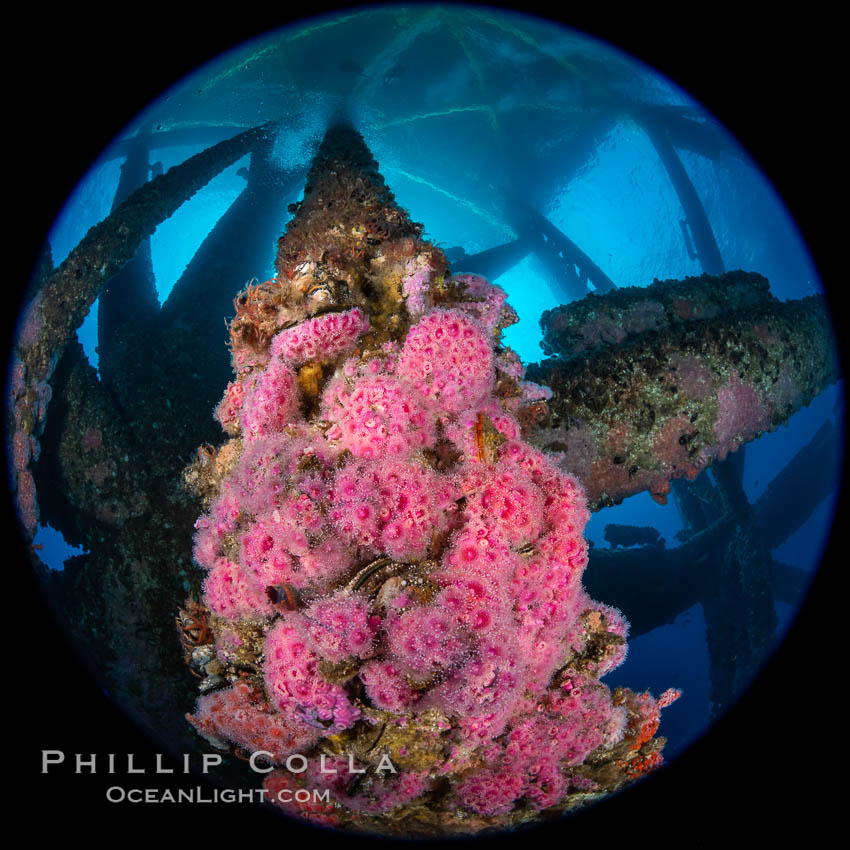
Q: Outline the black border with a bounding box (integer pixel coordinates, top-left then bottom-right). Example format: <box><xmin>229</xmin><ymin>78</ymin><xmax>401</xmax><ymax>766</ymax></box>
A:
<box><xmin>10</xmin><ymin>4</ymin><xmax>843</xmax><ymax>843</ymax></box>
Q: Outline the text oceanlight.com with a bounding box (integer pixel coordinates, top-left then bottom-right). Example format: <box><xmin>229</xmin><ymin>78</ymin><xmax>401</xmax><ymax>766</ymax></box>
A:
<box><xmin>105</xmin><ymin>787</ymin><xmax>331</xmax><ymax>804</ymax></box>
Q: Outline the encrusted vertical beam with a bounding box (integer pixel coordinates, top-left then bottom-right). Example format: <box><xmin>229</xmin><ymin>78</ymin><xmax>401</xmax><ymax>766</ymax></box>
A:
<box><xmin>226</xmin><ymin>119</ymin><xmax>451</xmax><ymax>370</ymax></box>
<box><xmin>10</xmin><ymin>121</ymin><xmax>276</xmax><ymax>537</ymax></box>
<box><xmin>97</xmin><ymin>124</ymin><xmax>160</xmax><ymax>425</ymax></box>
<box><xmin>182</xmin><ymin>119</ymin><xmax>680</xmax><ymax>836</ymax></box>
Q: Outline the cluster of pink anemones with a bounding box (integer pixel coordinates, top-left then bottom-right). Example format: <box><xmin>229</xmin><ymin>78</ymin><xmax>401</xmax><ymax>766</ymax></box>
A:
<box><xmin>396</xmin><ymin>308</ymin><xmax>495</xmax><ymax>414</ymax></box>
<box><xmin>271</xmin><ymin>307</ymin><xmax>370</xmax><ymax>364</ymax></box>
<box><xmin>322</xmin><ymin>373</ymin><xmax>436</xmax><ymax>459</ymax></box>
<box><xmin>186</xmin><ymin>271</ymin><xmax>678</xmax><ymax>830</ymax></box>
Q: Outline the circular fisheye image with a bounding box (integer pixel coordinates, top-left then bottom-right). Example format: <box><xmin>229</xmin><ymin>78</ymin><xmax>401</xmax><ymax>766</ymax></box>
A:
<box><xmin>10</xmin><ymin>4</ymin><xmax>842</xmax><ymax>840</ymax></box>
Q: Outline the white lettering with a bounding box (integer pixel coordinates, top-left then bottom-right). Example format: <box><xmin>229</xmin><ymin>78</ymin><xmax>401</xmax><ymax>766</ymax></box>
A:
<box><xmin>375</xmin><ymin>754</ymin><xmax>397</xmax><ymax>774</ymax></box>
<box><xmin>250</xmin><ymin>751</ymin><xmax>274</xmax><ymax>774</ymax></box>
<box><xmin>41</xmin><ymin>750</ymin><xmax>64</xmax><ymax>772</ymax></box>
<box><xmin>286</xmin><ymin>754</ymin><xmax>308</xmax><ymax>774</ymax></box>
<box><xmin>202</xmin><ymin>754</ymin><xmax>222</xmax><ymax>774</ymax></box>
<box><xmin>75</xmin><ymin>754</ymin><xmax>97</xmax><ymax>774</ymax></box>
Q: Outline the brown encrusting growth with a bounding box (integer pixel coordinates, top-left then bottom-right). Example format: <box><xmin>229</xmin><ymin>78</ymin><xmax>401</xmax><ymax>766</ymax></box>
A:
<box><xmin>227</xmin><ymin>122</ymin><xmax>449</xmax><ymax>365</ymax></box>
<box><xmin>529</xmin><ymin>274</ymin><xmax>838</xmax><ymax>509</ymax></box>
<box><xmin>10</xmin><ymin>123</ymin><xmax>283</xmax><ymax>755</ymax></box>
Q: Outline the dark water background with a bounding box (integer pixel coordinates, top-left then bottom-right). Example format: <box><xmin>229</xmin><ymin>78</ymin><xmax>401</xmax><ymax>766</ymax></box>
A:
<box><xmin>10</xmin><ymin>5</ymin><xmax>843</xmax><ymax>842</ymax></box>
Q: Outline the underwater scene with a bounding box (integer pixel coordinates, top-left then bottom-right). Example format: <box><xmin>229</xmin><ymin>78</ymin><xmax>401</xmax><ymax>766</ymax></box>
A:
<box><xmin>9</xmin><ymin>4</ymin><xmax>843</xmax><ymax>841</ymax></box>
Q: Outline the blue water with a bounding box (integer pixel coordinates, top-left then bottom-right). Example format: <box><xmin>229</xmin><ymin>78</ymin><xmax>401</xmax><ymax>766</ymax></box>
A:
<box><xmin>20</xmin><ymin>2</ymin><xmax>842</xmax><ymax>826</ymax></box>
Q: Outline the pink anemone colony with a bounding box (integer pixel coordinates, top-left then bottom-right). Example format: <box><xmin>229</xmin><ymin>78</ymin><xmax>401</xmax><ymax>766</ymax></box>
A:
<box><xmin>187</xmin><ymin>274</ymin><xmax>677</xmax><ymax>834</ymax></box>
